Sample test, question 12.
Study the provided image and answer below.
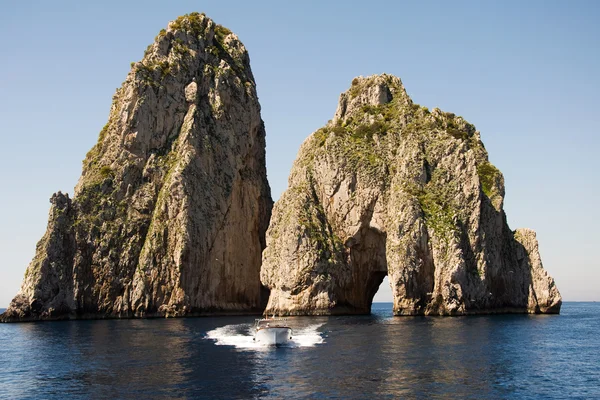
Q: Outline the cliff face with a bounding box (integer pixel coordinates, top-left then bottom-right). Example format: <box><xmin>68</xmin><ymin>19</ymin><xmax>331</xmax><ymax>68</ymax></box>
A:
<box><xmin>261</xmin><ymin>74</ymin><xmax>561</xmax><ymax>316</ymax></box>
<box><xmin>2</xmin><ymin>13</ymin><xmax>272</xmax><ymax>322</ymax></box>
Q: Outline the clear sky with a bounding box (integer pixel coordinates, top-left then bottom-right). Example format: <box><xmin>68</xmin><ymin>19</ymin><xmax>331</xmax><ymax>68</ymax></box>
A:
<box><xmin>0</xmin><ymin>0</ymin><xmax>598</xmax><ymax>307</ymax></box>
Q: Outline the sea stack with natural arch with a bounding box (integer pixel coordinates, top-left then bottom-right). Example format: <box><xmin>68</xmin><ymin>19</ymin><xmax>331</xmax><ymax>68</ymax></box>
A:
<box><xmin>1</xmin><ymin>13</ymin><xmax>561</xmax><ymax>322</ymax></box>
<box><xmin>260</xmin><ymin>74</ymin><xmax>561</xmax><ymax>316</ymax></box>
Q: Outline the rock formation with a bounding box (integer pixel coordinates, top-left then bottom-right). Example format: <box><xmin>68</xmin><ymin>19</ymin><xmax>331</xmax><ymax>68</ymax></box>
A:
<box><xmin>2</xmin><ymin>13</ymin><xmax>272</xmax><ymax>322</ymax></box>
<box><xmin>261</xmin><ymin>74</ymin><xmax>561</xmax><ymax>316</ymax></box>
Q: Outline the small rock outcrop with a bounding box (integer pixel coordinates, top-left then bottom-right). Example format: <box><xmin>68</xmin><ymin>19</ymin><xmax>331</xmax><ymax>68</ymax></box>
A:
<box><xmin>261</xmin><ymin>74</ymin><xmax>561</xmax><ymax>316</ymax></box>
<box><xmin>2</xmin><ymin>13</ymin><xmax>272</xmax><ymax>322</ymax></box>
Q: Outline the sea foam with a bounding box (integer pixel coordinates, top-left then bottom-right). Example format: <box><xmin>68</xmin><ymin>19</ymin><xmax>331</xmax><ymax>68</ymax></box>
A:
<box><xmin>205</xmin><ymin>322</ymin><xmax>325</xmax><ymax>349</ymax></box>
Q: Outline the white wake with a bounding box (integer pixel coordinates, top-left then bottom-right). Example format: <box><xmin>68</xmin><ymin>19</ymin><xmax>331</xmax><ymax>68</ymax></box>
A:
<box><xmin>205</xmin><ymin>322</ymin><xmax>325</xmax><ymax>349</ymax></box>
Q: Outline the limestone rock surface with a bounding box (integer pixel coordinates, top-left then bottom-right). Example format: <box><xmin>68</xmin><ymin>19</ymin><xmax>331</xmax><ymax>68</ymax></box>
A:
<box><xmin>2</xmin><ymin>13</ymin><xmax>272</xmax><ymax>322</ymax></box>
<box><xmin>261</xmin><ymin>74</ymin><xmax>561</xmax><ymax>316</ymax></box>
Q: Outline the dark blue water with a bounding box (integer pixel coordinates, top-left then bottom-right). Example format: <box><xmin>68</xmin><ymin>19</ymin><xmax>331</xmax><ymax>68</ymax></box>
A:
<box><xmin>0</xmin><ymin>303</ymin><xmax>598</xmax><ymax>399</ymax></box>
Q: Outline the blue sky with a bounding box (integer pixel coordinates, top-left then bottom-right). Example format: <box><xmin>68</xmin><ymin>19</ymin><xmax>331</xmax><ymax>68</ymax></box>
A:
<box><xmin>0</xmin><ymin>0</ymin><xmax>598</xmax><ymax>306</ymax></box>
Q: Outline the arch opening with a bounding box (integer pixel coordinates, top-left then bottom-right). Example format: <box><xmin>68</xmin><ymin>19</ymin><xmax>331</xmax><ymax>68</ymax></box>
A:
<box><xmin>372</xmin><ymin>275</ymin><xmax>393</xmax><ymax>306</ymax></box>
<box><xmin>345</xmin><ymin>227</ymin><xmax>391</xmax><ymax>314</ymax></box>
<box><xmin>366</xmin><ymin>272</ymin><xmax>389</xmax><ymax>312</ymax></box>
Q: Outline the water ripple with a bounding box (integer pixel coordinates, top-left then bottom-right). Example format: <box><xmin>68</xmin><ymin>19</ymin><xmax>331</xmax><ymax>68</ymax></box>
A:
<box><xmin>0</xmin><ymin>303</ymin><xmax>598</xmax><ymax>399</ymax></box>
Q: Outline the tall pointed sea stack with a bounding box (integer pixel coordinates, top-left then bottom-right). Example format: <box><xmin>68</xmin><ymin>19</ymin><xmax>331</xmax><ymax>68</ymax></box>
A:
<box><xmin>2</xmin><ymin>13</ymin><xmax>272</xmax><ymax>322</ymax></box>
<box><xmin>261</xmin><ymin>74</ymin><xmax>561</xmax><ymax>316</ymax></box>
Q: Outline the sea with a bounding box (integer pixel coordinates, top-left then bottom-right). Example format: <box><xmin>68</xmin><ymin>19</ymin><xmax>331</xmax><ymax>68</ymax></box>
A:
<box><xmin>0</xmin><ymin>302</ymin><xmax>598</xmax><ymax>399</ymax></box>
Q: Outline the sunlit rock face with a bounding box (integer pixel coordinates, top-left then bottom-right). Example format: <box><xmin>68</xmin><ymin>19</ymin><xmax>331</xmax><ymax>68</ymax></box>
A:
<box><xmin>1</xmin><ymin>13</ymin><xmax>272</xmax><ymax>322</ymax></box>
<box><xmin>261</xmin><ymin>74</ymin><xmax>561</xmax><ymax>316</ymax></box>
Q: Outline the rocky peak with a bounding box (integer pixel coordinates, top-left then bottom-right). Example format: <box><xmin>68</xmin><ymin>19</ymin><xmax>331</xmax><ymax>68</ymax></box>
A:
<box><xmin>77</xmin><ymin>13</ymin><xmax>258</xmax><ymax>191</ymax></box>
<box><xmin>332</xmin><ymin>74</ymin><xmax>410</xmax><ymax>125</ymax></box>
<box><xmin>2</xmin><ymin>13</ymin><xmax>272</xmax><ymax>322</ymax></box>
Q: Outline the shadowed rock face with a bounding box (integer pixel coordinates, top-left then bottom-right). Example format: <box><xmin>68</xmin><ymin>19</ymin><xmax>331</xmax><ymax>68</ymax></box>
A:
<box><xmin>2</xmin><ymin>13</ymin><xmax>272</xmax><ymax>322</ymax></box>
<box><xmin>261</xmin><ymin>74</ymin><xmax>561</xmax><ymax>316</ymax></box>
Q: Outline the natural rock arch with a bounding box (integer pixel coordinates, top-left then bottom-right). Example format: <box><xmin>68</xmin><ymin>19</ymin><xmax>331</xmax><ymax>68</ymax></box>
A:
<box><xmin>341</xmin><ymin>226</ymin><xmax>389</xmax><ymax>313</ymax></box>
<box><xmin>260</xmin><ymin>74</ymin><xmax>561</xmax><ymax>316</ymax></box>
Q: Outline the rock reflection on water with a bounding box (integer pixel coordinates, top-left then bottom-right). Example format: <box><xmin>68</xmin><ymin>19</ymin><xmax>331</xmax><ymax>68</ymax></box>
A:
<box><xmin>76</xmin><ymin>318</ymin><xmax>194</xmax><ymax>398</ymax></box>
<box><xmin>0</xmin><ymin>303</ymin><xmax>598</xmax><ymax>399</ymax></box>
<box><xmin>0</xmin><ymin>317</ymin><xmax>262</xmax><ymax>399</ymax></box>
<box><xmin>242</xmin><ymin>305</ymin><xmax>599</xmax><ymax>399</ymax></box>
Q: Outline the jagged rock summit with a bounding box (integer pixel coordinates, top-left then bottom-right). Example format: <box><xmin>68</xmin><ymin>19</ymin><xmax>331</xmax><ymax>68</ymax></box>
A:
<box><xmin>2</xmin><ymin>13</ymin><xmax>272</xmax><ymax>322</ymax></box>
<box><xmin>261</xmin><ymin>74</ymin><xmax>561</xmax><ymax>316</ymax></box>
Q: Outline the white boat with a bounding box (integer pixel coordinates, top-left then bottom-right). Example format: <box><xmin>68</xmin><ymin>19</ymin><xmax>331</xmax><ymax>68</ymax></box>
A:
<box><xmin>253</xmin><ymin>316</ymin><xmax>292</xmax><ymax>346</ymax></box>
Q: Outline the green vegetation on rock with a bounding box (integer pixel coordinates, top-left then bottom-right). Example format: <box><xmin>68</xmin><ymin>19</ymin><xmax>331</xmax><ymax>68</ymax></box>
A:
<box><xmin>136</xmin><ymin>59</ymin><xmax>172</xmax><ymax>86</ymax></box>
<box><xmin>297</xmin><ymin>184</ymin><xmax>345</xmax><ymax>272</ymax></box>
<box><xmin>155</xmin><ymin>28</ymin><xmax>167</xmax><ymax>41</ymax></box>
<box><xmin>417</xmin><ymin>189</ymin><xmax>458</xmax><ymax>242</ymax></box>
<box><xmin>99</xmin><ymin>166</ymin><xmax>113</xmax><ymax>178</ymax></box>
<box><xmin>214</xmin><ymin>25</ymin><xmax>232</xmax><ymax>45</ymax></box>
<box><xmin>170</xmin><ymin>12</ymin><xmax>207</xmax><ymax>35</ymax></box>
<box><xmin>477</xmin><ymin>161</ymin><xmax>500</xmax><ymax>198</ymax></box>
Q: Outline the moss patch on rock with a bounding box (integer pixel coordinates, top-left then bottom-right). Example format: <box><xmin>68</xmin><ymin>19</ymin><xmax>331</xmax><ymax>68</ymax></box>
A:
<box><xmin>477</xmin><ymin>161</ymin><xmax>501</xmax><ymax>198</ymax></box>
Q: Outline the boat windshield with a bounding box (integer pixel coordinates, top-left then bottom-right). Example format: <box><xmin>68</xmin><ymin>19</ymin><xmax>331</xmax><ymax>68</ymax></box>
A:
<box><xmin>254</xmin><ymin>317</ymin><xmax>289</xmax><ymax>328</ymax></box>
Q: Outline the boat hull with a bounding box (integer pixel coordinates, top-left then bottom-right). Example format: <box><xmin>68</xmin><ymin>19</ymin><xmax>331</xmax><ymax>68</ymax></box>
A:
<box><xmin>254</xmin><ymin>327</ymin><xmax>292</xmax><ymax>346</ymax></box>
